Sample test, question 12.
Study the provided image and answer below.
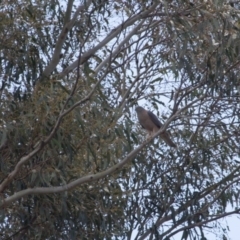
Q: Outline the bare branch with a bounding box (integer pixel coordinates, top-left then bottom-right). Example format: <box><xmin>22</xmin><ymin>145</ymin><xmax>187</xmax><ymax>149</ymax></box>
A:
<box><xmin>59</xmin><ymin>2</ymin><xmax>159</xmax><ymax>77</ymax></box>
<box><xmin>42</xmin><ymin>0</ymin><xmax>92</xmax><ymax>78</ymax></box>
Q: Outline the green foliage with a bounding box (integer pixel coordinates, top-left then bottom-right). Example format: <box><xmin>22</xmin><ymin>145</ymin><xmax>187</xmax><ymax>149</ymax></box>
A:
<box><xmin>1</xmin><ymin>0</ymin><xmax>240</xmax><ymax>239</ymax></box>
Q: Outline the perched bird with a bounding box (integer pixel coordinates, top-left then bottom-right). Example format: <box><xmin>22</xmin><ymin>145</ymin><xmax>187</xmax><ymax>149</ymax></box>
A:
<box><xmin>135</xmin><ymin>106</ymin><xmax>176</xmax><ymax>147</ymax></box>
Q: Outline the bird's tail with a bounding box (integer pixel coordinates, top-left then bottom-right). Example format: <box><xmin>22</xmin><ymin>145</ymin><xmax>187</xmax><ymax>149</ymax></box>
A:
<box><xmin>160</xmin><ymin>132</ymin><xmax>177</xmax><ymax>148</ymax></box>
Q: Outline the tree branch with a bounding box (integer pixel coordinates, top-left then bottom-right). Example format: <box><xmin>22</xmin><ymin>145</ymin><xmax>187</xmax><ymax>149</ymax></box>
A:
<box><xmin>165</xmin><ymin>208</ymin><xmax>240</xmax><ymax>239</ymax></box>
<box><xmin>59</xmin><ymin>2</ymin><xmax>159</xmax><ymax>77</ymax></box>
<box><xmin>42</xmin><ymin>0</ymin><xmax>92</xmax><ymax>78</ymax></box>
<box><xmin>1</xmin><ymin>96</ymin><xmax>205</xmax><ymax>207</ymax></box>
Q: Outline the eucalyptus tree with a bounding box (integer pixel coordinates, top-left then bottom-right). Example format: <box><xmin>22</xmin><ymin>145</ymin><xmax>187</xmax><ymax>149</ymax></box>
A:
<box><xmin>1</xmin><ymin>0</ymin><xmax>240</xmax><ymax>239</ymax></box>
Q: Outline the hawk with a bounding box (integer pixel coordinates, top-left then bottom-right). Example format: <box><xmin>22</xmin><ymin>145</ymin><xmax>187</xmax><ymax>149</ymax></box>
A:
<box><xmin>135</xmin><ymin>106</ymin><xmax>176</xmax><ymax>147</ymax></box>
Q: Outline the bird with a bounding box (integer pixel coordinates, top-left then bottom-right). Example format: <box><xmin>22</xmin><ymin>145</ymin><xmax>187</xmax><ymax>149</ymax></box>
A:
<box><xmin>135</xmin><ymin>106</ymin><xmax>176</xmax><ymax>147</ymax></box>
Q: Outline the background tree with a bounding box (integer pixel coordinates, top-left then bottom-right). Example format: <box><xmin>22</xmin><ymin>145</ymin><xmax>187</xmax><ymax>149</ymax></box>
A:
<box><xmin>1</xmin><ymin>0</ymin><xmax>240</xmax><ymax>239</ymax></box>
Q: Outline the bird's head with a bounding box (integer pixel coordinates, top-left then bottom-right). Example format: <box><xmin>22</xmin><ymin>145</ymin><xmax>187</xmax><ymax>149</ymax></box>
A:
<box><xmin>135</xmin><ymin>106</ymin><xmax>145</xmax><ymax>113</ymax></box>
